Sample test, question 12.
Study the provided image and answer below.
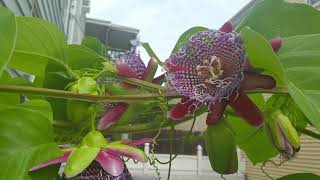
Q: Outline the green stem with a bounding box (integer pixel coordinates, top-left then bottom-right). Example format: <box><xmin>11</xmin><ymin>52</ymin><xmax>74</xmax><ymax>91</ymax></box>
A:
<box><xmin>0</xmin><ymin>84</ymin><xmax>162</xmax><ymax>103</ymax></box>
<box><xmin>296</xmin><ymin>127</ymin><xmax>320</xmax><ymax>140</ymax></box>
<box><xmin>0</xmin><ymin>84</ymin><xmax>288</xmax><ymax>103</ymax></box>
<box><xmin>167</xmin><ymin>125</ymin><xmax>174</xmax><ymax>180</ymax></box>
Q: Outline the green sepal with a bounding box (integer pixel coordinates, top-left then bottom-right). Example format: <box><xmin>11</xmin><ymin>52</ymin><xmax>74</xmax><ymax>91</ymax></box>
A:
<box><xmin>81</xmin><ymin>130</ymin><xmax>108</xmax><ymax>148</ymax></box>
<box><xmin>203</xmin><ymin>121</ymin><xmax>238</xmax><ymax>174</ymax></box>
<box><xmin>106</xmin><ymin>143</ymin><xmax>148</xmax><ymax>163</ymax></box>
<box><xmin>64</xmin><ymin>146</ymin><xmax>100</xmax><ymax>178</ymax></box>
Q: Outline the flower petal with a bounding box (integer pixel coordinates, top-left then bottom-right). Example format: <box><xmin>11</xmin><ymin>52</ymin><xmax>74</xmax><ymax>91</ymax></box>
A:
<box><xmin>219</xmin><ymin>22</ymin><xmax>233</xmax><ymax>33</ymax></box>
<box><xmin>64</xmin><ymin>146</ymin><xmax>100</xmax><ymax>178</ymax></box>
<box><xmin>152</xmin><ymin>74</ymin><xmax>165</xmax><ymax>85</ymax></box>
<box><xmin>105</xmin><ymin>144</ymin><xmax>148</xmax><ymax>163</ymax></box>
<box><xmin>142</xmin><ymin>57</ymin><xmax>158</xmax><ymax>82</ymax></box>
<box><xmin>206</xmin><ymin>100</ymin><xmax>228</xmax><ymax>125</ymax></box>
<box><xmin>97</xmin><ymin>103</ymin><xmax>128</xmax><ymax>130</ymax></box>
<box><xmin>30</xmin><ymin>151</ymin><xmax>71</xmax><ymax>171</ymax></box>
<box><xmin>124</xmin><ymin>138</ymin><xmax>154</xmax><ymax>146</ymax></box>
<box><xmin>241</xmin><ymin>72</ymin><xmax>276</xmax><ymax>90</ymax></box>
<box><xmin>95</xmin><ymin>151</ymin><xmax>124</xmax><ymax>176</ymax></box>
<box><xmin>116</xmin><ymin>60</ymin><xmax>138</xmax><ymax>78</ymax></box>
<box><xmin>168</xmin><ymin>98</ymin><xmax>199</xmax><ymax>120</ymax></box>
<box><xmin>270</xmin><ymin>36</ymin><xmax>282</xmax><ymax>53</ymax></box>
<box><xmin>229</xmin><ymin>90</ymin><xmax>263</xmax><ymax>127</ymax></box>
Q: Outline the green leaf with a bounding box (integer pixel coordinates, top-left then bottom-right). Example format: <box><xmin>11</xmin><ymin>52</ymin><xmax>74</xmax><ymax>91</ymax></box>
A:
<box><xmin>171</xmin><ymin>26</ymin><xmax>208</xmax><ymax>54</ymax></box>
<box><xmin>81</xmin><ymin>36</ymin><xmax>106</xmax><ymax>57</ymax></box>
<box><xmin>64</xmin><ymin>146</ymin><xmax>100</xmax><ymax>178</ymax></box>
<box><xmin>203</xmin><ymin>122</ymin><xmax>238</xmax><ymax>174</ymax></box>
<box><xmin>29</xmin><ymin>164</ymin><xmax>60</xmax><ymax>180</ymax></box>
<box><xmin>240</xmin><ymin>27</ymin><xmax>285</xmax><ymax>86</ymax></box>
<box><xmin>66</xmin><ymin>45</ymin><xmax>105</xmax><ymax>70</ymax></box>
<box><xmin>0</xmin><ymin>6</ymin><xmax>16</xmax><ymax>76</ymax></box>
<box><xmin>277</xmin><ymin>173</ymin><xmax>320</xmax><ymax>180</ymax></box>
<box><xmin>0</xmin><ymin>100</ymin><xmax>62</xmax><ymax>180</ymax></box>
<box><xmin>0</xmin><ymin>71</ymin><xmax>21</xmax><ymax>105</ymax></box>
<box><xmin>142</xmin><ymin>43</ymin><xmax>162</xmax><ymax>66</ymax></box>
<box><xmin>236</xmin><ymin>0</ymin><xmax>320</xmax><ymax>39</ymax></box>
<box><xmin>8</xmin><ymin>17</ymin><xmax>73</xmax><ymax>86</ymax></box>
<box><xmin>265</xmin><ymin>94</ymin><xmax>308</xmax><ymax>129</ymax></box>
<box><xmin>278</xmin><ymin>34</ymin><xmax>320</xmax><ymax>131</ymax></box>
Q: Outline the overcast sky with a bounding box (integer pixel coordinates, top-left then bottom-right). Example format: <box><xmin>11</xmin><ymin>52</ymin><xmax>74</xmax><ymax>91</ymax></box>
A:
<box><xmin>88</xmin><ymin>0</ymin><xmax>251</xmax><ymax>73</ymax></box>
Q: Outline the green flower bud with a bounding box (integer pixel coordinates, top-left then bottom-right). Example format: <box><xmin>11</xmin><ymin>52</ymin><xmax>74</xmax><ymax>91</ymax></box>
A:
<box><xmin>81</xmin><ymin>131</ymin><xmax>108</xmax><ymax>148</ymax></box>
<box><xmin>265</xmin><ymin>110</ymin><xmax>300</xmax><ymax>160</ymax></box>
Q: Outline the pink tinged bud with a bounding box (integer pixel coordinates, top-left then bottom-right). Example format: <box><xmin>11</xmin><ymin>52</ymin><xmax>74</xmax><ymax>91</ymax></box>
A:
<box><xmin>270</xmin><ymin>36</ymin><xmax>282</xmax><ymax>53</ymax></box>
<box><xmin>241</xmin><ymin>72</ymin><xmax>276</xmax><ymax>90</ymax></box>
<box><xmin>105</xmin><ymin>144</ymin><xmax>148</xmax><ymax>163</ymax></box>
<box><xmin>168</xmin><ymin>98</ymin><xmax>198</xmax><ymax>120</ymax></box>
<box><xmin>152</xmin><ymin>74</ymin><xmax>165</xmax><ymax>85</ymax></box>
<box><xmin>124</xmin><ymin>138</ymin><xmax>154</xmax><ymax>146</ymax></box>
<box><xmin>206</xmin><ymin>100</ymin><xmax>228</xmax><ymax>125</ymax></box>
<box><xmin>95</xmin><ymin>151</ymin><xmax>124</xmax><ymax>177</ymax></box>
<box><xmin>30</xmin><ymin>151</ymin><xmax>71</xmax><ymax>171</ymax></box>
<box><xmin>97</xmin><ymin>103</ymin><xmax>129</xmax><ymax>130</ymax></box>
<box><xmin>229</xmin><ymin>90</ymin><xmax>263</xmax><ymax>127</ymax></box>
<box><xmin>219</xmin><ymin>22</ymin><xmax>233</xmax><ymax>33</ymax></box>
<box><xmin>142</xmin><ymin>57</ymin><xmax>158</xmax><ymax>82</ymax></box>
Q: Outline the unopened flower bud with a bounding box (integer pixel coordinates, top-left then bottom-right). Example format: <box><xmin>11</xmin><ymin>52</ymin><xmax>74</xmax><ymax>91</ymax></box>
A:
<box><xmin>265</xmin><ymin>110</ymin><xmax>300</xmax><ymax>160</ymax></box>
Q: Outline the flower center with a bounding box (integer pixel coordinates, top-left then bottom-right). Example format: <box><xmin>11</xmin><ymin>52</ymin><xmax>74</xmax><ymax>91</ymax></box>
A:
<box><xmin>196</xmin><ymin>56</ymin><xmax>224</xmax><ymax>83</ymax></box>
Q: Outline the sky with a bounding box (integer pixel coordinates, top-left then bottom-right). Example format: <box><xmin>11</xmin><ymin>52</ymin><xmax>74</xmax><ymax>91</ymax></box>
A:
<box><xmin>88</xmin><ymin>0</ymin><xmax>251</xmax><ymax>73</ymax></box>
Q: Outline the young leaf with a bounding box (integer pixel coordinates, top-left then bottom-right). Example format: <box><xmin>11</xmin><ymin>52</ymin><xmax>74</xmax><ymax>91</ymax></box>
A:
<box><xmin>236</xmin><ymin>0</ymin><xmax>320</xmax><ymax>39</ymax></box>
<box><xmin>81</xmin><ymin>36</ymin><xmax>106</xmax><ymax>57</ymax></box>
<box><xmin>278</xmin><ymin>34</ymin><xmax>320</xmax><ymax>131</ymax></box>
<box><xmin>0</xmin><ymin>6</ymin><xmax>16</xmax><ymax>76</ymax></box>
<box><xmin>240</xmin><ymin>27</ymin><xmax>285</xmax><ymax>86</ymax></box>
<box><xmin>142</xmin><ymin>43</ymin><xmax>162</xmax><ymax>66</ymax></box>
<box><xmin>0</xmin><ymin>100</ymin><xmax>62</xmax><ymax>180</ymax></box>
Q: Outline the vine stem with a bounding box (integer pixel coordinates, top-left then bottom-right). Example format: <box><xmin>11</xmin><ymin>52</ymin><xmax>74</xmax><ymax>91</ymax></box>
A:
<box><xmin>296</xmin><ymin>127</ymin><xmax>320</xmax><ymax>140</ymax></box>
<box><xmin>0</xmin><ymin>84</ymin><xmax>288</xmax><ymax>103</ymax></box>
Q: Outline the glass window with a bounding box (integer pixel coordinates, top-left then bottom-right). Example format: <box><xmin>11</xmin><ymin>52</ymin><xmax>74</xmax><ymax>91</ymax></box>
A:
<box><xmin>308</xmin><ymin>0</ymin><xmax>320</xmax><ymax>5</ymax></box>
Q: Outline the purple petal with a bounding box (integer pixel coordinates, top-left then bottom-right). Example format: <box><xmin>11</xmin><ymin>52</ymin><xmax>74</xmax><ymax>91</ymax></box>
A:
<box><xmin>118</xmin><ymin>50</ymin><xmax>146</xmax><ymax>79</ymax></box>
<box><xmin>95</xmin><ymin>151</ymin><xmax>124</xmax><ymax>176</ymax></box>
<box><xmin>97</xmin><ymin>103</ymin><xmax>128</xmax><ymax>130</ymax></box>
<box><xmin>124</xmin><ymin>138</ymin><xmax>154</xmax><ymax>146</ymax></box>
<box><xmin>30</xmin><ymin>151</ymin><xmax>71</xmax><ymax>171</ymax></box>
<box><xmin>104</xmin><ymin>144</ymin><xmax>148</xmax><ymax>163</ymax></box>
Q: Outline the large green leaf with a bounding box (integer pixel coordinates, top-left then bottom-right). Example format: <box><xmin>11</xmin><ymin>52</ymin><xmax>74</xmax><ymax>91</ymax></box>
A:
<box><xmin>278</xmin><ymin>34</ymin><xmax>320</xmax><ymax>131</ymax></box>
<box><xmin>0</xmin><ymin>100</ymin><xmax>62</xmax><ymax>180</ymax></box>
<box><xmin>277</xmin><ymin>173</ymin><xmax>320</xmax><ymax>180</ymax></box>
<box><xmin>171</xmin><ymin>26</ymin><xmax>208</xmax><ymax>54</ymax></box>
<box><xmin>0</xmin><ymin>6</ymin><xmax>16</xmax><ymax>76</ymax></box>
<box><xmin>236</xmin><ymin>0</ymin><xmax>320</xmax><ymax>39</ymax></box>
<box><xmin>241</xmin><ymin>27</ymin><xmax>285</xmax><ymax>86</ymax></box>
<box><xmin>8</xmin><ymin>17</ymin><xmax>72</xmax><ymax>86</ymax></box>
<box><xmin>0</xmin><ymin>71</ymin><xmax>21</xmax><ymax>105</ymax></box>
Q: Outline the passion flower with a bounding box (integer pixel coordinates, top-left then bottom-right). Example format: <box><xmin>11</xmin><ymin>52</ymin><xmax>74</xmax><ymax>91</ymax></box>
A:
<box><xmin>166</xmin><ymin>22</ymin><xmax>279</xmax><ymax>127</ymax></box>
<box><xmin>97</xmin><ymin>50</ymin><xmax>163</xmax><ymax>130</ymax></box>
<box><xmin>31</xmin><ymin>131</ymin><xmax>153</xmax><ymax>179</ymax></box>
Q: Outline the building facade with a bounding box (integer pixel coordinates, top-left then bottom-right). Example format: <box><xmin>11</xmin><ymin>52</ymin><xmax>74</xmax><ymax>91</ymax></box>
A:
<box><xmin>0</xmin><ymin>0</ymin><xmax>90</xmax><ymax>44</ymax></box>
